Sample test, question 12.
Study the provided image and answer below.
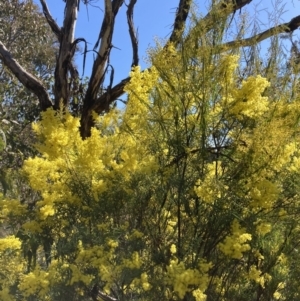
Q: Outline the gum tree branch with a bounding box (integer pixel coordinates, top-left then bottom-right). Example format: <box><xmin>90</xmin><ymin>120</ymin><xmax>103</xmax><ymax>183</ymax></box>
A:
<box><xmin>97</xmin><ymin>290</ymin><xmax>118</xmax><ymax>301</ymax></box>
<box><xmin>92</xmin><ymin>76</ymin><xmax>130</xmax><ymax>112</ymax></box>
<box><xmin>39</xmin><ymin>0</ymin><xmax>62</xmax><ymax>39</ymax></box>
<box><xmin>127</xmin><ymin>0</ymin><xmax>139</xmax><ymax>67</ymax></box>
<box><xmin>40</xmin><ymin>0</ymin><xmax>81</xmax><ymax>108</ymax></box>
<box><xmin>221</xmin><ymin>15</ymin><xmax>300</xmax><ymax>50</ymax></box>
<box><xmin>90</xmin><ymin>284</ymin><xmax>118</xmax><ymax>301</ymax></box>
<box><xmin>85</xmin><ymin>0</ymin><xmax>124</xmax><ymax>101</ymax></box>
<box><xmin>53</xmin><ymin>0</ymin><xmax>79</xmax><ymax>109</ymax></box>
<box><xmin>0</xmin><ymin>41</ymin><xmax>52</xmax><ymax>110</ymax></box>
<box><xmin>169</xmin><ymin>0</ymin><xmax>192</xmax><ymax>44</ymax></box>
<box><xmin>80</xmin><ymin>0</ymin><xmax>124</xmax><ymax>138</ymax></box>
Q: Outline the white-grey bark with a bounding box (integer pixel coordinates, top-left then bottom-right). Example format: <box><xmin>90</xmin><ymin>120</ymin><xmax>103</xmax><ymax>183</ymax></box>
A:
<box><xmin>53</xmin><ymin>0</ymin><xmax>79</xmax><ymax>109</ymax></box>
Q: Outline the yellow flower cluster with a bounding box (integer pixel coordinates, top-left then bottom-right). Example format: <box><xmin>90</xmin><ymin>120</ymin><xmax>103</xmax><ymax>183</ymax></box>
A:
<box><xmin>0</xmin><ymin>241</ymin><xmax>24</xmax><ymax>301</ymax></box>
<box><xmin>256</xmin><ymin>221</ymin><xmax>272</xmax><ymax>236</ymax></box>
<box><xmin>69</xmin><ymin>263</ymin><xmax>94</xmax><ymax>285</ymax></box>
<box><xmin>0</xmin><ymin>236</ymin><xmax>21</xmax><ymax>251</ymax></box>
<box><xmin>218</xmin><ymin>219</ymin><xmax>252</xmax><ymax>259</ymax></box>
<box><xmin>0</xmin><ymin>199</ymin><xmax>27</xmax><ymax>218</ymax></box>
<box><xmin>194</xmin><ymin>163</ymin><xmax>226</xmax><ymax>204</ymax></box>
<box><xmin>248</xmin><ymin>265</ymin><xmax>272</xmax><ymax>288</ymax></box>
<box><xmin>230</xmin><ymin>76</ymin><xmax>270</xmax><ymax>118</ymax></box>
<box><xmin>130</xmin><ymin>272</ymin><xmax>151</xmax><ymax>291</ymax></box>
<box><xmin>0</xmin><ymin>288</ymin><xmax>14</xmax><ymax>301</ymax></box>
<box><xmin>21</xmin><ymin>104</ymin><xmax>159</xmax><ymax>225</ymax></box>
<box><xmin>124</xmin><ymin>66</ymin><xmax>159</xmax><ymax>132</ymax></box>
<box><xmin>249</xmin><ymin>179</ymin><xmax>280</xmax><ymax>209</ymax></box>
<box><xmin>18</xmin><ymin>267</ymin><xmax>50</xmax><ymax>298</ymax></box>
<box><xmin>193</xmin><ymin>289</ymin><xmax>207</xmax><ymax>301</ymax></box>
<box><xmin>123</xmin><ymin>251</ymin><xmax>143</xmax><ymax>269</ymax></box>
<box><xmin>166</xmin><ymin>258</ymin><xmax>211</xmax><ymax>299</ymax></box>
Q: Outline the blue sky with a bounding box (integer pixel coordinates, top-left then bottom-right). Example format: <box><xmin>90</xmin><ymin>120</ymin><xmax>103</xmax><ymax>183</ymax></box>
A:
<box><xmin>34</xmin><ymin>0</ymin><xmax>300</xmax><ymax>84</ymax></box>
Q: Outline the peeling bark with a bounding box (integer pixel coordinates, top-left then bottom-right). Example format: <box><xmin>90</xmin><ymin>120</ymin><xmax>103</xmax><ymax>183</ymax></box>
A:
<box><xmin>53</xmin><ymin>0</ymin><xmax>79</xmax><ymax>109</ymax></box>
<box><xmin>80</xmin><ymin>0</ymin><xmax>124</xmax><ymax>138</ymax></box>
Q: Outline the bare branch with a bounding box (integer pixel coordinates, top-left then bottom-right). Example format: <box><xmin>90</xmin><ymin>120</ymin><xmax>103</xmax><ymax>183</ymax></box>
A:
<box><xmin>221</xmin><ymin>15</ymin><xmax>300</xmax><ymax>50</ymax></box>
<box><xmin>86</xmin><ymin>0</ymin><xmax>124</xmax><ymax>101</ymax></box>
<box><xmin>127</xmin><ymin>0</ymin><xmax>139</xmax><ymax>67</ymax></box>
<box><xmin>170</xmin><ymin>0</ymin><xmax>252</xmax><ymax>46</ymax></box>
<box><xmin>82</xmin><ymin>0</ymin><xmax>192</xmax><ymax>135</ymax></box>
<box><xmin>54</xmin><ymin>0</ymin><xmax>79</xmax><ymax>109</ymax></box>
<box><xmin>221</xmin><ymin>0</ymin><xmax>252</xmax><ymax>10</ymax></box>
<box><xmin>90</xmin><ymin>285</ymin><xmax>118</xmax><ymax>301</ymax></box>
<box><xmin>80</xmin><ymin>0</ymin><xmax>124</xmax><ymax>137</ymax></box>
<box><xmin>39</xmin><ymin>0</ymin><xmax>62</xmax><ymax>40</ymax></box>
<box><xmin>93</xmin><ymin>76</ymin><xmax>130</xmax><ymax>113</ymax></box>
<box><xmin>63</xmin><ymin>0</ymin><xmax>78</xmax><ymax>44</ymax></box>
<box><xmin>97</xmin><ymin>290</ymin><xmax>118</xmax><ymax>301</ymax></box>
<box><xmin>0</xmin><ymin>41</ymin><xmax>52</xmax><ymax>110</ymax></box>
<box><xmin>80</xmin><ymin>76</ymin><xmax>130</xmax><ymax>138</ymax></box>
<box><xmin>169</xmin><ymin>0</ymin><xmax>192</xmax><ymax>44</ymax></box>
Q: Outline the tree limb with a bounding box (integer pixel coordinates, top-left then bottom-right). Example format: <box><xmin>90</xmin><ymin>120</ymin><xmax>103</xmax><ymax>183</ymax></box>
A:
<box><xmin>127</xmin><ymin>0</ymin><xmax>139</xmax><ymax>67</ymax></box>
<box><xmin>221</xmin><ymin>0</ymin><xmax>253</xmax><ymax>11</ymax></box>
<box><xmin>0</xmin><ymin>41</ymin><xmax>53</xmax><ymax>110</ymax></box>
<box><xmin>169</xmin><ymin>0</ymin><xmax>192</xmax><ymax>44</ymax></box>
<box><xmin>80</xmin><ymin>75</ymin><xmax>130</xmax><ymax>138</ymax></box>
<box><xmin>80</xmin><ymin>0</ymin><xmax>124</xmax><ymax>138</ymax></box>
<box><xmin>221</xmin><ymin>15</ymin><xmax>300</xmax><ymax>51</ymax></box>
<box><xmin>53</xmin><ymin>0</ymin><xmax>79</xmax><ymax>109</ymax></box>
<box><xmin>90</xmin><ymin>285</ymin><xmax>118</xmax><ymax>301</ymax></box>
<box><xmin>93</xmin><ymin>76</ymin><xmax>130</xmax><ymax>113</ymax></box>
<box><xmin>39</xmin><ymin>0</ymin><xmax>62</xmax><ymax>40</ymax></box>
<box><xmin>40</xmin><ymin>0</ymin><xmax>81</xmax><ymax>110</ymax></box>
<box><xmin>85</xmin><ymin>0</ymin><xmax>124</xmax><ymax>102</ymax></box>
<box><xmin>97</xmin><ymin>290</ymin><xmax>118</xmax><ymax>301</ymax></box>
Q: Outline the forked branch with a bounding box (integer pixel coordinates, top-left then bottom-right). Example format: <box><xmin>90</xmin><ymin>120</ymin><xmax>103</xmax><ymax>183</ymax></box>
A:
<box><xmin>84</xmin><ymin>0</ymin><xmax>124</xmax><ymax>103</ymax></box>
<box><xmin>80</xmin><ymin>0</ymin><xmax>124</xmax><ymax>137</ymax></box>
